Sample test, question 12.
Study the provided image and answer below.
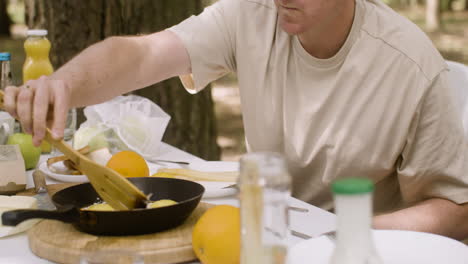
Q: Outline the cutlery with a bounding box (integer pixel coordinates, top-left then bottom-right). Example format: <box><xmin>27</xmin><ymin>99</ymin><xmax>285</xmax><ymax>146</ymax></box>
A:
<box><xmin>32</xmin><ymin>170</ymin><xmax>56</xmax><ymax>210</ymax></box>
<box><xmin>291</xmin><ymin>230</ymin><xmax>336</xmax><ymax>241</ymax></box>
<box><xmin>288</xmin><ymin>206</ymin><xmax>309</xmax><ymax>213</ymax></box>
<box><xmin>222</xmin><ymin>183</ymin><xmax>238</xmax><ymax>189</ymax></box>
<box><xmin>2</xmin><ymin>170</ymin><xmax>71</xmax><ymax>226</ymax></box>
<box><xmin>222</xmin><ymin>184</ymin><xmax>309</xmax><ymax>213</ymax></box>
<box><xmin>325</xmin><ymin>230</ymin><xmax>337</xmax><ymax>242</ymax></box>
<box><xmin>291</xmin><ymin>230</ymin><xmax>312</xmax><ymax>240</ymax></box>
<box><xmin>265</xmin><ymin>226</ymin><xmax>310</xmax><ymax>240</ymax></box>
<box><xmin>147</xmin><ymin>159</ymin><xmax>190</xmax><ymax>165</ymax></box>
<box><xmin>0</xmin><ymin>90</ymin><xmax>148</xmax><ymax>210</ymax></box>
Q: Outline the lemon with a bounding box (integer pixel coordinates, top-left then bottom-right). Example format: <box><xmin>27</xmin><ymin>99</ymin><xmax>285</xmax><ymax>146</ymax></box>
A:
<box><xmin>83</xmin><ymin>203</ymin><xmax>115</xmax><ymax>211</ymax></box>
<box><xmin>147</xmin><ymin>199</ymin><xmax>177</xmax><ymax>209</ymax></box>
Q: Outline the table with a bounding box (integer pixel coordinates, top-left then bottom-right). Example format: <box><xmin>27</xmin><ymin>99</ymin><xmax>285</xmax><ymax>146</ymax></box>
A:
<box><xmin>0</xmin><ymin>143</ymin><xmax>336</xmax><ymax>263</ymax></box>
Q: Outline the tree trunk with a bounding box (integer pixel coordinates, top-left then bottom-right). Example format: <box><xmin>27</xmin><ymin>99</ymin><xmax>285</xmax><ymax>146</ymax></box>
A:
<box><xmin>0</xmin><ymin>0</ymin><xmax>11</xmax><ymax>35</ymax></box>
<box><xmin>410</xmin><ymin>0</ymin><xmax>419</xmax><ymax>8</ymax></box>
<box><xmin>25</xmin><ymin>0</ymin><xmax>220</xmax><ymax>160</ymax></box>
<box><xmin>426</xmin><ymin>0</ymin><xmax>441</xmax><ymax>32</ymax></box>
<box><xmin>440</xmin><ymin>0</ymin><xmax>453</xmax><ymax>11</ymax></box>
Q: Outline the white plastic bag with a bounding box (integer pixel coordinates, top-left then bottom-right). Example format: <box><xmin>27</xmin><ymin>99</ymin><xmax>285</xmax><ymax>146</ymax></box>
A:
<box><xmin>73</xmin><ymin>95</ymin><xmax>170</xmax><ymax>160</ymax></box>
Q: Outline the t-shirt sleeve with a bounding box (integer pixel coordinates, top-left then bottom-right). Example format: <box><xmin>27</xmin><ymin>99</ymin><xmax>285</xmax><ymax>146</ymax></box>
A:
<box><xmin>397</xmin><ymin>70</ymin><xmax>468</xmax><ymax>205</ymax></box>
<box><xmin>168</xmin><ymin>0</ymin><xmax>237</xmax><ymax>93</ymax></box>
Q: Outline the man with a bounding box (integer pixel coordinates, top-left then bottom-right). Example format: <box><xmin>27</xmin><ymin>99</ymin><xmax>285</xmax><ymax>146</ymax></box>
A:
<box><xmin>4</xmin><ymin>0</ymin><xmax>468</xmax><ymax>240</ymax></box>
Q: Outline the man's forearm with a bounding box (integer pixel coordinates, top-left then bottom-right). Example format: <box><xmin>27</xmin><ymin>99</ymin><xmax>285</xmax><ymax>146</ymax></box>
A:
<box><xmin>52</xmin><ymin>31</ymin><xmax>190</xmax><ymax>108</ymax></box>
<box><xmin>373</xmin><ymin>198</ymin><xmax>468</xmax><ymax>240</ymax></box>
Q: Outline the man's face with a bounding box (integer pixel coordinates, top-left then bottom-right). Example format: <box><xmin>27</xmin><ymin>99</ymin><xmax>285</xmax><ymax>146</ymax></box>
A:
<box><xmin>274</xmin><ymin>0</ymin><xmax>341</xmax><ymax>35</ymax></box>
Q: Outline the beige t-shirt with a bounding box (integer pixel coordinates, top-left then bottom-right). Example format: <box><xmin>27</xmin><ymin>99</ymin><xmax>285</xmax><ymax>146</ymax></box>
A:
<box><xmin>169</xmin><ymin>0</ymin><xmax>468</xmax><ymax>213</ymax></box>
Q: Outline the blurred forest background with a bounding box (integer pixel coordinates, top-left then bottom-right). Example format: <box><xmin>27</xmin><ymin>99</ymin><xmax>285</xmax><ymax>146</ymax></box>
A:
<box><xmin>0</xmin><ymin>0</ymin><xmax>467</xmax><ymax>161</ymax></box>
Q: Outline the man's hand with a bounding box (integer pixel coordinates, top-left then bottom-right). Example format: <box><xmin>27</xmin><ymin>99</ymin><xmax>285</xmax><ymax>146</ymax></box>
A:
<box><xmin>373</xmin><ymin>198</ymin><xmax>468</xmax><ymax>241</ymax></box>
<box><xmin>2</xmin><ymin>30</ymin><xmax>191</xmax><ymax>148</ymax></box>
<box><xmin>3</xmin><ymin>76</ymin><xmax>71</xmax><ymax>147</ymax></box>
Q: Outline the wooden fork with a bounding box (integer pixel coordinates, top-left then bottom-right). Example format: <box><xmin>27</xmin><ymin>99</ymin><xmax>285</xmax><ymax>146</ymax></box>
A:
<box><xmin>0</xmin><ymin>90</ymin><xmax>148</xmax><ymax>210</ymax></box>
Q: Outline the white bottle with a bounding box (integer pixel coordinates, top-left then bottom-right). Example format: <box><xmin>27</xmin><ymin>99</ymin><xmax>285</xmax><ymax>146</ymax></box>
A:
<box><xmin>329</xmin><ymin>178</ymin><xmax>384</xmax><ymax>264</ymax></box>
<box><xmin>239</xmin><ymin>152</ymin><xmax>291</xmax><ymax>264</ymax></box>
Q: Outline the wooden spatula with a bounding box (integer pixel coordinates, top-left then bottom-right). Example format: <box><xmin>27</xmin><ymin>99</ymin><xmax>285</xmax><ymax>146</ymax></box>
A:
<box><xmin>0</xmin><ymin>90</ymin><xmax>148</xmax><ymax>210</ymax></box>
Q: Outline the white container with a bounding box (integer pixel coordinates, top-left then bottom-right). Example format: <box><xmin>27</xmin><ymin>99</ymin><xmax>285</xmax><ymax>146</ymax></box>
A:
<box><xmin>329</xmin><ymin>178</ymin><xmax>383</xmax><ymax>264</ymax></box>
<box><xmin>239</xmin><ymin>152</ymin><xmax>291</xmax><ymax>264</ymax></box>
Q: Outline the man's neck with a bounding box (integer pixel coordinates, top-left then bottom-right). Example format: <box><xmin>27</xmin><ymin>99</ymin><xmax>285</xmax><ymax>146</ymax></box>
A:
<box><xmin>298</xmin><ymin>1</ymin><xmax>356</xmax><ymax>59</ymax></box>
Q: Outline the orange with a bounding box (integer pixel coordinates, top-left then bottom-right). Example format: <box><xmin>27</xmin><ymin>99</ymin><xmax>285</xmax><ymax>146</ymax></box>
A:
<box><xmin>106</xmin><ymin>150</ymin><xmax>149</xmax><ymax>178</ymax></box>
<box><xmin>192</xmin><ymin>205</ymin><xmax>240</xmax><ymax>264</ymax></box>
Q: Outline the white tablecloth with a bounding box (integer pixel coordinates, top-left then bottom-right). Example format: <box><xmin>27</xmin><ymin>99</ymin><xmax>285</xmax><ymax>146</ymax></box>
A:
<box><xmin>0</xmin><ymin>143</ymin><xmax>336</xmax><ymax>263</ymax></box>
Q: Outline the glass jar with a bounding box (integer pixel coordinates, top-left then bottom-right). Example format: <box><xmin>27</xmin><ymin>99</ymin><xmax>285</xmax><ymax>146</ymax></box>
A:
<box><xmin>239</xmin><ymin>152</ymin><xmax>291</xmax><ymax>264</ymax></box>
<box><xmin>0</xmin><ymin>52</ymin><xmax>12</xmax><ymax>90</ymax></box>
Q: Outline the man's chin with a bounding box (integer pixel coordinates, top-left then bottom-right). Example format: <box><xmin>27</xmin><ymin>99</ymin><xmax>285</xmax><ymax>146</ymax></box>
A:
<box><xmin>279</xmin><ymin>21</ymin><xmax>303</xmax><ymax>35</ymax></box>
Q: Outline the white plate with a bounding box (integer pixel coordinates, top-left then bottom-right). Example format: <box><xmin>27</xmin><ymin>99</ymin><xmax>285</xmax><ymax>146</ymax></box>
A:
<box><xmin>149</xmin><ymin>161</ymin><xmax>239</xmax><ymax>199</ymax></box>
<box><xmin>40</xmin><ymin>160</ymin><xmax>239</xmax><ymax>198</ymax></box>
<box><xmin>39</xmin><ymin>161</ymin><xmax>89</xmax><ymax>183</ymax></box>
<box><xmin>288</xmin><ymin>230</ymin><xmax>468</xmax><ymax>264</ymax></box>
<box><xmin>188</xmin><ymin>161</ymin><xmax>239</xmax><ymax>199</ymax></box>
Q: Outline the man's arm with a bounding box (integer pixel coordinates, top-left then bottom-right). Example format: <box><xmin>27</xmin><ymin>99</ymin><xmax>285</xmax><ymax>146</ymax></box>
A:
<box><xmin>4</xmin><ymin>30</ymin><xmax>190</xmax><ymax>145</ymax></box>
<box><xmin>373</xmin><ymin>198</ymin><xmax>468</xmax><ymax>240</ymax></box>
<box><xmin>56</xmin><ymin>31</ymin><xmax>191</xmax><ymax>107</ymax></box>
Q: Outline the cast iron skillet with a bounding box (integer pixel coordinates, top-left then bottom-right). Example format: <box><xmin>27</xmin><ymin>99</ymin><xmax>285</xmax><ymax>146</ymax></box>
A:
<box><xmin>2</xmin><ymin>177</ymin><xmax>205</xmax><ymax>236</ymax></box>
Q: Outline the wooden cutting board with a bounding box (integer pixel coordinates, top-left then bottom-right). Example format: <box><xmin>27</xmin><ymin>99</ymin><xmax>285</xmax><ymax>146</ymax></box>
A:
<box><xmin>18</xmin><ymin>184</ymin><xmax>211</xmax><ymax>264</ymax></box>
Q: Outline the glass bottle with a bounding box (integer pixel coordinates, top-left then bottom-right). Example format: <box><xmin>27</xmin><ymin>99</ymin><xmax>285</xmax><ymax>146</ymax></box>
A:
<box><xmin>23</xmin><ymin>29</ymin><xmax>77</xmax><ymax>142</ymax></box>
<box><xmin>239</xmin><ymin>152</ymin><xmax>291</xmax><ymax>264</ymax></box>
<box><xmin>329</xmin><ymin>178</ymin><xmax>384</xmax><ymax>264</ymax></box>
<box><xmin>0</xmin><ymin>52</ymin><xmax>12</xmax><ymax>90</ymax></box>
<box><xmin>1</xmin><ymin>52</ymin><xmax>21</xmax><ymax>133</ymax></box>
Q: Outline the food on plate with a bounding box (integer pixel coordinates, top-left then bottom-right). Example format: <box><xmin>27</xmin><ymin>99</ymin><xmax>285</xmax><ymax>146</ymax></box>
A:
<box><xmin>106</xmin><ymin>150</ymin><xmax>149</xmax><ymax>178</ymax></box>
<box><xmin>7</xmin><ymin>133</ymin><xmax>41</xmax><ymax>170</ymax></box>
<box><xmin>46</xmin><ymin>147</ymin><xmax>114</xmax><ymax>175</ymax></box>
<box><xmin>192</xmin><ymin>205</ymin><xmax>240</xmax><ymax>264</ymax></box>
<box><xmin>46</xmin><ymin>146</ymin><xmax>91</xmax><ymax>175</ymax></box>
<box><xmin>154</xmin><ymin>168</ymin><xmax>238</xmax><ymax>182</ymax></box>
<box><xmin>150</xmin><ymin>172</ymin><xmax>176</xmax><ymax>178</ymax></box>
<box><xmin>73</xmin><ymin>126</ymin><xmax>110</xmax><ymax>151</ymax></box>
<box><xmin>0</xmin><ymin>195</ymin><xmax>39</xmax><ymax>237</ymax></box>
<box><xmin>82</xmin><ymin>199</ymin><xmax>178</xmax><ymax>211</ymax></box>
<box><xmin>86</xmin><ymin>147</ymin><xmax>113</xmax><ymax>166</ymax></box>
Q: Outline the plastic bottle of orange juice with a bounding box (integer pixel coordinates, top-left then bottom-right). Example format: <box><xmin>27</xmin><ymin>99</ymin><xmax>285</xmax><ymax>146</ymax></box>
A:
<box><xmin>23</xmin><ymin>29</ymin><xmax>54</xmax><ymax>82</ymax></box>
<box><xmin>22</xmin><ymin>30</ymin><xmax>54</xmax><ymax>153</ymax></box>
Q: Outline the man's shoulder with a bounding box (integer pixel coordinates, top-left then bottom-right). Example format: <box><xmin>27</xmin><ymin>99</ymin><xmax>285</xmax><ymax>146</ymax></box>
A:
<box><xmin>360</xmin><ymin>0</ymin><xmax>446</xmax><ymax>81</ymax></box>
<box><xmin>215</xmin><ymin>0</ymin><xmax>276</xmax><ymax>18</ymax></box>
<box><xmin>238</xmin><ymin>0</ymin><xmax>275</xmax><ymax>9</ymax></box>
<box><xmin>217</xmin><ymin>0</ymin><xmax>275</xmax><ymax>12</ymax></box>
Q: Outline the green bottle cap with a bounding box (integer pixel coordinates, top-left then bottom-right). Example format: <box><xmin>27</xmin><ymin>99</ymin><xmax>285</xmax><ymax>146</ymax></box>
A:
<box><xmin>332</xmin><ymin>178</ymin><xmax>374</xmax><ymax>195</ymax></box>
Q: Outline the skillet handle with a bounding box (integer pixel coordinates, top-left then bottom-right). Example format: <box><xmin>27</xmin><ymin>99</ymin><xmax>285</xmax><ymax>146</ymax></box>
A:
<box><xmin>1</xmin><ymin>207</ymin><xmax>79</xmax><ymax>226</ymax></box>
